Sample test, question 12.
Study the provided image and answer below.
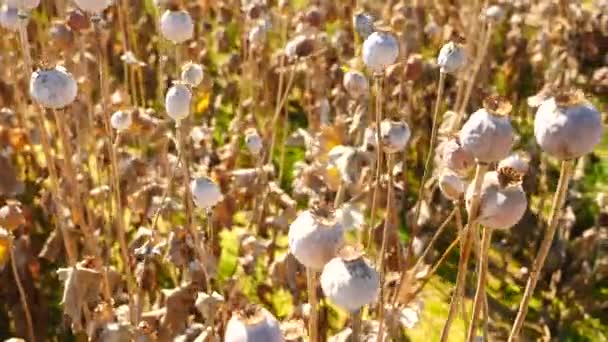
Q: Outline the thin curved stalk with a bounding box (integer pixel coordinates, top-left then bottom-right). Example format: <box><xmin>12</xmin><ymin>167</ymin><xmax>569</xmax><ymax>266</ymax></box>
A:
<box><xmin>466</xmin><ymin>227</ymin><xmax>492</xmax><ymax>341</ymax></box>
<box><xmin>412</xmin><ymin>206</ymin><xmax>457</xmax><ymax>271</ymax></box>
<box><xmin>307</xmin><ymin>268</ymin><xmax>319</xmax><ymax>342</ymax></box>
<box><xmin>269</xmin><ymin>63</ymin><xmax>295</xmax><ymax>164</ymax></box>
<box><xmin>375</xmin><ymin>152</ymin><xmax>395</xmax><ymax>342</ymax></box>
<box><xmin>508</xmin><ymin>160</ymin><xmax>574</xmax><ymax>341</ymax></box>
<box><xmin>440</xmin><ymin>204</ymin><xmax>473</xmax><ymax>342</ymax></box>
<box><xmin>10</xmin><ymin>239</ymin><xmax>35</xmax><ymax>342</ymax></box>
<box><xmin>366</xmin><ymin>74</ymin><xmax>384</xmax><ymax>249</ymax></box>
<box><xmin>411</xmin><ymin>235</ymin><xmax>460</xmax><ymax>298</ymax></box>
<box><xmin>411</xmin><ymin>71</ymin><xmax>446</xmax><ymax>234</ymax></box>
<box><xmin>451</xmin><ymin>23</ymin><xmax>494</xmax><ymax>131</ymax></box>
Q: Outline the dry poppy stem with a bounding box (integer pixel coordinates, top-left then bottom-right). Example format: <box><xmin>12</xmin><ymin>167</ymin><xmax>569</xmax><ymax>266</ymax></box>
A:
<box><xmin>412</xmin><ymin>206</ymin><xmax>457</xmax><ymax>272</ymax></box>
<box><xmin>17</xmin><ymin>11</ymin><xmax>78</xmax><ymax>266</ymax></box>
<box><xmin>452</xmin><ymin>23</ymin><xmax>494</xmax><ymax>131</ymax></box>
<box><xmin>508</xmin><ymin>160</ymin><xmax>574</xmax><ymax>341</ymax></box>
<box><xmin>375</xmin><ymin>152</ymin><xmax>395</xmax><ymax>342</ymax></box>
<box><xmin>176</xmin><ymin>122</ymin><xmax>193</xmax><ymax>232</ymax></box>
<box><xmin>269</xmin><ymin>64</ymin><xmax>295</xmax><ymax>165</ymax></box>
<box><xmin>411</xmin><ymin>71</ymin><xmax>446</xmax><ymax>236</ymax></box>
<box><xmin>412</xmin><ymin>234</ymin><xmax>460</xmax><ymax>297</ymax></box>
<box><xmin>93</xmin><ymin>18</ymin><xmax>137</xmax><ymax>324</ymax></box>
<box><xmin>351</xmin><ymin>308</ymin><xmax>362</xmax><ymax>342</ymax></box>
<box><xmin>10</xmin><ymin>238</ymin><xmax>35</xmax><ymax>342</ymax></box>
<box><xmin>466</xmin><ymin>227</ymin><xmax>493</xmax><ymax>342</ymax></box>
<box><xmin>366</xmin><ymin>74</ymin><xmax>384</xmax><ymax>249</ymax></box>
<box><xmin>306</xmin><ymin>268</ymin><xmax>319</xmax><ymax>342</ymax></box>
<box><xmin>441</xmin><ymin>204</ymin><xmax>473</xmax><ymax>342</ymax></box>
<box><xmin>151</xmin><ymin>151</ymin><xmax>182</xmax><ymax>231</ymax></box>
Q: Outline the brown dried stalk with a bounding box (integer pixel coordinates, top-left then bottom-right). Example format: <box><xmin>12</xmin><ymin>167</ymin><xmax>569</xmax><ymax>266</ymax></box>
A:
<box><xmin>10</xmin><ymin>238</ymin><xmax>35</xmax><ymax>342</ymax></box>
<box><xmin>466</xmin><ymin>227</ymin><xmax>493</xmax><ymax>341</ymax></box>
<box><xmin>508</xmin><ymin>160</ymin><xmax>574</xmax><ymax>341</ymax></box>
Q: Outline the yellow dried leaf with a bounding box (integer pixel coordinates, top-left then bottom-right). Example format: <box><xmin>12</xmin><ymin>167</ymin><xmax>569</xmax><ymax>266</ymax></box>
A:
<box><xmin>196</xmin><ymin>90</ymin><xmax>212</xmax><ymax>113</ymax></box>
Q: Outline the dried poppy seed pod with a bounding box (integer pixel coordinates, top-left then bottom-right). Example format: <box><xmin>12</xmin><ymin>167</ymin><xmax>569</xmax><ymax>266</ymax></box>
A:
<box><xmin>437</xmin><ymin>41</ymin><xmax>466</xmax><ymax>74</ymax></box>
<box><xmin>288</xmin><ymin>206</ymin><xmax>344</xmax><ymax>270</ymax></box>
<box><xmin>343</xmin><ymin>70</ymin><xmax>369</xmax><ymax>99</ymax></box>
<box><xmin>439</xmin><ymin>170</ymin><xmax>466</xmax><ymax>201</ymax></box>
<box><xmin>30</xmin><ymin>66</ymin><xmax>78</xmax><ymax>109</ymax></box>
<box><xmin>245</xmin><ymin>128</ymin><xmax>263</xmax><ymax>155</ymax></box>
<box><xmin>353</xmin><ymin>12</ymin><xmax>374</xmax><ymax>39</ymax></box>
<box><xmin>110</xmin><ymin>110</ymin><xmax>132</xmax><ymax>131</ymax></box>
<box><xmin>165</xmin><ymin>83</ymin><xmax>191</xmax><ymax>121</ymax></box>
<box><xmin>181</xmin><ymin>62</ymin><xmax>204</xmax><ymax>87</ymax></box>
<box><xmin>0</xmin><ymin>5</ymin><xmax>19</xmax><ymax>31</ymax></box>
<box><xmin>248</xmin><ymin>23</ymin><xmax>267</xmax><ymax>50</ymax></box>
<box><xmin>484</xmin><ymin>5</ymin><xmax>505</xmax><ymax>23</ymax></box>
<box><xmin>380</xmin><ymin>119</ymin><xmax>411</xmax><ymax>153</ymax></box>
<box><xmin>459</xmin><ymin>95</ymin><xmax>514</xmax><ymax>163</ymax></box>
<box><xmin>191</xmin><ymin>177</ymin><xmax>223</xmax><ymax>209</ymax></box>
<box><xmin>224</xmin><ymin>305</ymin><xmax>284</xmax><ymax>342</ymax></box>
<box><xmin>498</xmin><ymin>153</ymin><xmax>529</xmax><ymax>175</ymax></box>
<box><xmin>534</xmin><ymin>90</ymin><xmax>603</xmax><ymax>160</ymax></box>
<box><xmin>362</xmin><ymin>31</ymin><xmax>399</xmax><ymax>74</ymax></box>
<box><xmin>74</xmin><ymin>0</ymin><xmax>111</xmax><ymax>14</ymax></box>
<box><xmin>320</xmin><ymin>245</ymin><xmax>379</xmax><ymax>312</ymax></box>
<box><xmin>441</xmin><ymin>138</ymin><xmax>475</xmax><ymax>174</ymax></box>
<box><xmin>465</xmin><ymin>169</ymin><xmax>527</xmax><ymax>230</ymax></box>
<box><xmin>160</xmin><ymin>9</ymin><xmax>193</xmax><ymax>44</ymax></box>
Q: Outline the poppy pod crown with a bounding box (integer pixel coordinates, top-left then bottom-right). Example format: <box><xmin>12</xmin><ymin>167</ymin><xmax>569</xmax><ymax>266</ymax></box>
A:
<box><xmin>483</xmin><ymin>95</ymin><xmax>512</xmax><ymax>117</ymax></box>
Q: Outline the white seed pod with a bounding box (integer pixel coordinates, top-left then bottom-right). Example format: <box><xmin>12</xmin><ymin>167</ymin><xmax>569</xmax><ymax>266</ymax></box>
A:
<box><xmin>320</xmin><ymin>246</ymin><xmax>379</xmax><ymax>312</ymax></box>
<box><xmin>244</xmin><ymin>128</ymin><xmax>263</xmax><ymax>155</ymax></box>
<box><xmin>110</xmin><ymin>110</ymin><xmax>132</xmax><ymax>131</ymax></box>
<box><xmin>6</xmin><ymin>0</ymin><xmax>39</xmax><ymax>11</ymax></box>
<box><xmin>328</xmin><ymin>145</ymin><xmax>359</xmax><ymax>184</ymax></box>
<box><xmin>437</xmin><ymin>41</ymin><xmax>467</xmax><ymax>74</ymax></box>
<box><xmin>29</xmin><ymin>66</ymin><xmax>78</xmax><ymax>109</ymax></box>
<box><xmin>498</xmin><ymin>153</ymin><xmax>529</xmax><ymax>175</ymax></box>
<box><xmin>248</xmin><ymin>23</ymin><xmax>267</xmax><ymax>50</ymax></box>
<box><xmin>362</xmin><ymin>31</ymin><xmax>399</xmax><ymax>74</ymax></box>
<box><xmin>353</xmin><ymin>12</ymin><xmax>374</xmax><ymax>39</ymax></box>
<box><xmin>459</xmin><ymin>96</ymin><xmax>514</xmax><ymax>163</ymax></box>
<box><xmin>380</xmin><ymin>120</ymin><xmax>411</xmax><ymax>154</ymax></box>
<box><xmin>224</xmin><ymin>305</ymin><xmax>284</xmax><ymax>342</ymax></box>
<box><xmin>74</xmin><ymin>0</ymin><xmax>112</xmax><ymax>14</ymax></box>
<box><xmin>288</xmin><ymin>207</ymin><xmax>344</xmax><ymax>270</ymax></box>
<box><xmin>484</xmin><ymin>5</ymin><xmax>505</xmax><ymax>23</ymax></box>
<box><xmin>191</xmin><ymin>177</ymin><xmax>223</xmax><ymax>209</ymax></box>
<box><xmin>441</xmin><ymin>138</ymin><xmax>475</xmax><ymax>173</ymax></box>
<box><xmin>534</xmin><ymin>90</ymin><xmax>603</xmax><ymax>160</ymax></box>
<box><xmin>335</xmin><ymin>203</ymin><xmax>364</xmax><ymax>232</ymax></box>
<box><xmin>0</xmin><ymin>5</ymin><xmax>19</xmax><ymax>31</ymax></box>
<box><xmin>465</xmin><ymin>170</ymin><xmax>527</xmax><ymax>230</ymax></box>
<box><xmin>181</xmin><ymin>62</ymin><xmax>204</xmax><ymax>87</ymax></box>
<box><xmin>343</xmin><ymin>70</ymin><xmax>369</xmax><ymax>99</ymax></box>
<box><xmin>160</xmin><ymin>10</ymin><xmax>194</xmax><ymax>44</ymax></box>
<box><xmin>165</xmin><ymin>83</ymin><xmax>192</xmax><ymax>121</ymax></box>
<box><xmin>284</xmin><ymin>35</ymin><xmax>308</xmax><ymax>60</ymax></box>
<box><xmin>439</xmin><ymin>170</ymin><xmax>466</xmax><ymax>201</ymax></box>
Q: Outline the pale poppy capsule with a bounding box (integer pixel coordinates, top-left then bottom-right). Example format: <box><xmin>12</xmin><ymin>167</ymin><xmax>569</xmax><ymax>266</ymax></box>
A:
<box><xmin>181</xmin><ymin>62</ymin><xmax>204</xmax><ymax>87</ymax></box>
<box><xmin>498</xmin><ymin>153</ymin><xmax>529</xmax><ymax>175</ymax></box>
<box><xmin>353</xmin><ymin>12</ymin><xmax>374</xmax><ymax>39</ymax></box>
<box><xmin>320</xmin><ymin>246</ymin><xmax>379</xmax><ymax>312</ymax></box>
<box><xmin>165</xmin><ymin>83</ymin><xmax>192</xmax><ymax>121</ymax></box>
<box><xmin>224</xmin><ymin>305</ymin><xmax>284</xmax><ymax>342</ymax></box>
<box><xmin>191</xmin><ymin>177</ymin><xmax>223</xmax><ymax>209</ymax></box>
<box><xmin>244</xmin><ymin>128</ymin><xmax>263</xmax><ymax>155</ymax></box>
<box><xmin>380</xmin><ymin>120</ymin><xmax>411</xmax><ymax>154</ymax></box>
<box><xmin>362</xmin><ymin>31</ymin><xmax>399</xmax><ymax>74</ymax></box>
<box><xmin>439</xmin><ymin>170</ymin><xmax>466</xmax><ymax>201</ymax></box>
<box><xmin>441</xmin><ymin>138</ymin><xmax>475</xmax><ymax>174</ymax></box>
<box><xmin>29</xmin><ymin>66</ymin><xmax>78</xmax><ymax>109</ymax></box>
<box><xmin>248</xmin><ymin>23</ymin><xmax>267</xmax><ymax>50</ymax></box>
<box><xmin>73</xmin><ymin>0</ymin><xmax>112</xmax><ymax>14</ymax></box>
<box><xmin>437</xmin><ymin>41</ymin><xmax>466</xmax><ymax>74</ymax></box>
<box><xmin>465</xmin><ymin>169</ymin><xmax>527</xmax><ymax>230</ymax></box>
<box><xmin>534</xmin><ymin>90</ymin><xmax>603</xmax><ymax>160</ymax></box>
<box><xmin>160</xmin><ymin>9</ymin><xmax>194</xmax><ymax>44</ymax></box>
<box><xmin>0</xmin><ymin>5</ymin><xmax>19</xmax><ymax>31</ymax></box>
<box><xmin>110</xmin><ymin>110</ymin><xmax>132</xmax><ymax>131</ymax></box>
<box><xmin>484</xmin><ymin>5</ymin><xmax>505</xmax><ymax>23</ymax></box>
<box><xmin>288</xmin><ymin>206</ymin><xmax>344</xmax><ymax>270</ymax></box>
<box><xmin>459</xmin><ymin>95</ymin><xmax>514</xmax><ymax>163</ymax></box>
<box><xmin>343</xmin><ymin>70</ymin><xmax>369</xmax><ymax>99</ymax></box>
